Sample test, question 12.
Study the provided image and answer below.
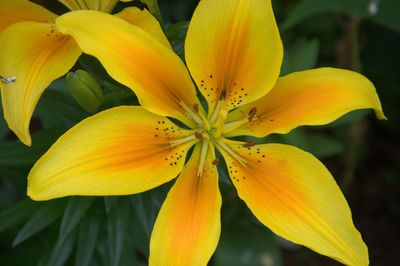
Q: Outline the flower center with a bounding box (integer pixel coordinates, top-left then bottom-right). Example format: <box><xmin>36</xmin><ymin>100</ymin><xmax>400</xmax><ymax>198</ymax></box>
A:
<box><xmin>171</xmin><ymin>99</ymin><xmax>248</xmax><ymax>176</ymax></box>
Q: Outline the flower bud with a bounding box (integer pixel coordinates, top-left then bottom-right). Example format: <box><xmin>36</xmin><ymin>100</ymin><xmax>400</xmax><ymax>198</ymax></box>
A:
<box><xmin>66</xmin><ymin>70</ymin><xmax>103</xmax><ymax>113</ymax></box>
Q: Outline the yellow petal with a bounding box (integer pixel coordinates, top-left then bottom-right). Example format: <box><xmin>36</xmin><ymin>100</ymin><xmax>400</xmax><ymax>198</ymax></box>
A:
<box><xmin>185</xmin><ymin>0</ymin><xmax>283</xmax><ymax>113</ymax></box>
<box><xmin>150</xmin><ymin>143</ymin><xmax>221</xmax><ymax>266</ymax></box>
<box><xmin>0</xmin><ymin>0</ymin><xmax>57</xmax><ymax>33</ymax></box>
<box><xmin>218</xmin><ymin>139</ymin><xmax>368</xmax><ymax>266</ymax></box>
<box><xmin>115</xmin><ymin>7</ymin><xmax>171</xmax><ymax>48</ymax></box>
<box><xmin>56</xmin><ymin>11</ymin><xmax>199</xmax><ymax>126</ymax></box>
<box><xmin>0</xmin><ymin>22</ymin><xmax>81</xmax><ymax>146</ymax></box>
<box><xmin>58</xmin><ymin>0</ymin><xmax>119</xmax><ymax>12</ymax></box>
<box><xmin>28</xmin><ymin>106</ymin><xmax>196</xmax><ymax>201</ymax></box>
<box><xmin>225</xmin><ymin>68</ymin><xmax>386</xmax><ymax>138</ymax></box>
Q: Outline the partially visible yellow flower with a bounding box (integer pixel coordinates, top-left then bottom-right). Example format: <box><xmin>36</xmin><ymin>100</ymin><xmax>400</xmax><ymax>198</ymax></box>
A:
<box><xmin>0</xmin><ymin>0</ymin><xmax>168</xmax><ymax>146</ymax></box>
<box><xmin>28</xmin><ymin>0</ymin><xmax>385</xmax><ymax>265</ymax></box>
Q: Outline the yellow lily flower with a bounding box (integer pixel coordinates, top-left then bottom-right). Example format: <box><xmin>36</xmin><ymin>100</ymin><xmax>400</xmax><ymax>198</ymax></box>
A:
<box><xmin>28</xmin><ymin>0</ymin><xmax>385</xmax><ymax>265</ymax></box>
<box><xmin>0</xmin><ymin>0</ymin><xmax>167</xmax><ymax>146</ymax></box>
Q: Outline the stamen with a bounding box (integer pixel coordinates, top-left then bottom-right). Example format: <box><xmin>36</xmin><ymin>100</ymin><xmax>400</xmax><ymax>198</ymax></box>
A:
<box><xmin>215</xmin><ymin>140</ymin><xmax>246</xmax><ymax>165</ymax></box>
<box><xmin>208</xmin><ymin>141</ymin><xmax>217</xmax><ymax>164</ymax></box>
<box><xmin>193</xmin><ymin>104</ymin><xmax>199</xmax><ymax>113</ymax></box>
<box><xmin>198</xmin><ymin>112</ymin><xmax>211</xmax><ymax>131</ymax></box>
<box><xmin>0</xmin><ymin>76</ymin><xmax>16</xmax><ymax>84</ymax></box>
<box><xmin>222</xmin><ymin>118</ymin><xmax>249</xmax><ymax>134</ymax></box>
<box><xmin>180</xmin><ymin>101</ymin><xmax>203</xmax><ymax>125</ymax></box>
<box><xmin>195</xmin><ymin>132</ymin><xmax>203</xmax><ymax>139</ymax></box>
<box><xmin>248</xmin><ymin>107</ymin><xmax>257</xmax><ymax>122</ymax></box>
<box><xmin>209</xmin><ymin>97</ymin><xmax>224</xmax><ymax>124</ymax></box>
<box><xmin>243</xmin><ymin>141</ymin><xmax>257</xmax><ymax>148</ymax></box>
<box><xmin>212</xmin><ymin>158</ymin><xmax>219</xmax><ymax>166</ymax></box>
<box><xmin>169</xmin><ymin>134</ymin><xmax>197</xmax><ymax>147</ymax></box>
<box><xmin>214</xmin><ymin>109</ymin><xmax>227</xmax><ymax>139</ymax></box>
<box><xmin>197</xmin><ymin>140</ymin><xmax>209</xmax><ymax>176</ymax></box>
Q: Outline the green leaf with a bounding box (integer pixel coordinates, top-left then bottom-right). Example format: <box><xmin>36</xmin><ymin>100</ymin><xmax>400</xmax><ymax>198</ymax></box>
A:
<box><xmin>372</xmin><ymin>0</ymin><xmax>400</xmax><ymax>32</ymax></box>
<box><xmin>326</xmin><ymin>109</ymin><xmax>371</xmax><ymax>128</ymax></box>
<box><xmin>13</xmin><ymin>199</ymin><xmax>67</xmax><ymax>246</ymax></box>
<box><xmin>36</xmin><ymin>87</ymin><xmax>88</xmax><ymax>129</ymax></box>
<box><xmin>75</xmin><ymin>212</ymin><xmax>101</xmax><ymax>266</ymax></box>
<box><xmin>46</xmin><ymin>234</ymin><xmax>75</xmax><ymax>266</ymax></box>
<box><xmin>0</xmin><ymin>104</ymin><xmax>8</xmax><ymax>138</ymax></box>
<box><xmin>282</xmin><ymin>0</ymin><xmax>400</xmax><ymax>32</ymax></box>
<box><xmin>0</xmin><ymin>129</ymin><xmax>62</xmax><ymax>168</ymax></box>
<box><xmin>131</xmin><ymin>188</ymin><xmax>166</xmax><ymax>239</ymax></box>
<box><xmin>282</xmin><ymin>0</ymin><xmax>367</xmax><ymax>30</ymax></box>
<box><xmin>165</xmin><ymin>21</ymin><xmax>189</xmax><ymax>59</ymax></box>
<box><xmin>305</xmin><ymin>133</ymin><xmax>344</xmax><ymax>158</ymax></box>
<box><xmin>141</xmin><ymin>0</ymin><xmax>163</xmax><ymax>24</ymax></box>
<box><xmin>215</xmin><ymin>223</ymin><xmax>282</xmax><ymax>266</ymax></box>
<box><xmin>281</xmin><ymin>38</ymin><xmax>319</xmax><ymax>76</ymax></box>
<box><xmin>129</xmin><ymin>185</ymin><xmax>170</xmax><ymax>256</ymax></box>
<box><xmin>267</xmin><ymin>130</ymin><xmax>344</xmax><ymax>159</ymax></box>
<box><xmin>104</xmin><ymin>196</ymin><xmax>118</xmax><ymax>213</ymax></box>
<box><xmin>78</xmin><ymin>54</ymin><xmax>111</xmax><ymax>82</ymax></box>
<box><xmin>58</xmin><ymin>197</ymin><xmax>95</xmax><ymax>242</ymax></box>
<box><xmin>0</xmin><ymin>198</ymin><xmax>40</xmax><ymax>233</ymax></box>
<box><xmin>107</xmin><ymin>197</ymin><xmax>130</xmax><ymax>266</ymax></box>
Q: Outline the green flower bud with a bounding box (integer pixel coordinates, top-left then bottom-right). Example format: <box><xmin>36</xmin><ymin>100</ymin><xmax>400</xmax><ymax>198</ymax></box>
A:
<box><xmin>66</xmin><ymin>70</ymin><xmax>103</xmax><ymax>113</ymax></box>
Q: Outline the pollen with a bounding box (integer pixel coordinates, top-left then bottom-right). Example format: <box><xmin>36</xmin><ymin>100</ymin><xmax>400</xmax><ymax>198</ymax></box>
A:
<box><xmin>243</xmin><ymin>141</ymin><xmax>257</xmax><ymax>148</ymax></box>
<box><xmin>195</xmin><ymin>132</ymin><xmax>203</xmax><ymax>139</ymax></box>
<box><xmin>248</xmin><ymin>107</ymin><xmax>257</xmax><ymax>121</ymax></box>
<box><xmin>212</xmin><ymin>157</ymin><xmax>219</xmax><ymax>166</ymax></box>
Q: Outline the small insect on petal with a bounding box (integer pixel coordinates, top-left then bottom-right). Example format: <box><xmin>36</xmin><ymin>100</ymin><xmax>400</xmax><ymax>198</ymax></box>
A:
<box><xmin>248</xmin><ymin>107</ymin><xmax>257</xmax><ymax>122</ymax></box>
<box><xmin>0</xmin><ymin>76</ymin><xmax>16</xmax><ymax>84</ymax></box>
<box><xmin>243</xmin><ymin>141</ymin><xmax>257</xmax><ymax>148</ymax></box>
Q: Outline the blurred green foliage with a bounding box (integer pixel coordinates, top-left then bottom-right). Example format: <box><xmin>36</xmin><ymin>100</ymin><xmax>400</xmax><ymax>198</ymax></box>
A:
<box><xmin>1</xmin><ymin>0</ymin><xmax>399</xmax><ymax>265</ymax></box>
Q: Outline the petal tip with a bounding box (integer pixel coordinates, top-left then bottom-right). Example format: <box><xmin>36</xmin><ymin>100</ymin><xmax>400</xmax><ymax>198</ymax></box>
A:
<box><xmin>376</xmin><ymin>110</ymin><xmax>387</xmax><ymax>120</ymax></box>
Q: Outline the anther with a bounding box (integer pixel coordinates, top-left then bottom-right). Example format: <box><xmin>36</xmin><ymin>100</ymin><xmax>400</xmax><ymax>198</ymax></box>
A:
<box><xmin>193</xmin><ymin>104</ymin><xmax>199</xmax><ymax>113</ymax></box>
<box><xmin>0</xmin><ymin>76</ymin><xmax>16</xmax><ymax>84</ymax></box>
<box><xmin>248</xmin><ymin>107</ymin><xmax>257</xmax><ymax>122</ymax></box>
<box><xmin>212</xmin><ymin>158</ymin><xmax>219</xmax><ymax>166</ymax></box>
<box><xmin>195</xmin><ymin>132</ymin><xmax>203</xmax><ymax>139</ymax></box>
<box><xmin>243</xmin><ymin>141</ymin><xmax>257</xmax><ymax>148</ymax></box>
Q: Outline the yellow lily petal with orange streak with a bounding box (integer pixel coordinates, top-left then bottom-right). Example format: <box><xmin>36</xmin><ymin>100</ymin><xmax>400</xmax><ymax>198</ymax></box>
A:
<box><xmin>28</xmin><ymin>106</ymin><xmax>196</xmax><ymax>200</ymax></box>
<box><xmin>150</xmin><ymin>144</ymin><xmax>221</xmax><ymax>266</ymax></box>
<box><xmin>225</xmin><ymin>68</ymin><xmax>386</xmax><ymax>138</ymax></box>
<box><xmin>219</xmin><ymin>139</ymin><xmax>368</xmax><ymax>266</ymax></box>
<box><xmin>56</xmin><ymin>11</ymin><xmax>199</xmax><ymax>127</ymax></box>
<box><xmin>115</xmin><ymin>7</ymin><xmax>171</xmax><ymax>48</ymax></box>
<box><xmin>0</xmin><ymin>1</ymin><xmax>175</xmax><ymax>145</ymax></box>
<box><xmin>0</xmin><ymin>22</ymin><xmax>81</xmax><ymax>146</ymax></box>
<box><xmin>0</xmin><ymin>0</ymin><xmax>57</xmax><ymax>33</ymax></box>
<box><xmin>185</xmin><ymin>0</ymin><xmax>283</xmax><ymax>113</ymax></box>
